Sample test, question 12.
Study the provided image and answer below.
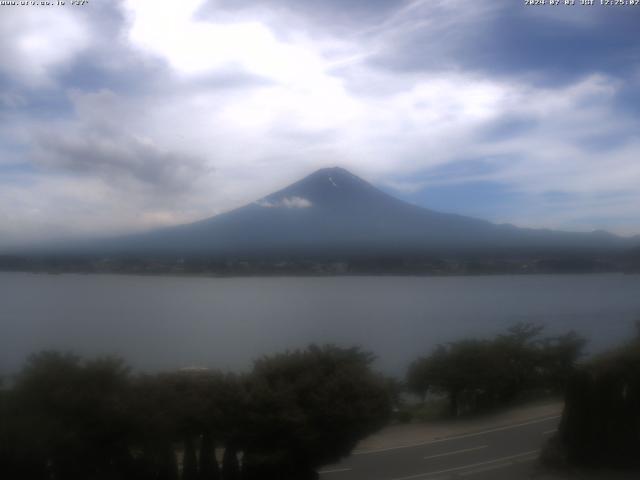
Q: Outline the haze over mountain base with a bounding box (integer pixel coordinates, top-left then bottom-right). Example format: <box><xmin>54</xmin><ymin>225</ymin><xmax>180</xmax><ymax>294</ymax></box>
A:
<box><xmin>2</xmin><ymin>168</ymin><xmax>639</xmax><ymax>275</ymax></box>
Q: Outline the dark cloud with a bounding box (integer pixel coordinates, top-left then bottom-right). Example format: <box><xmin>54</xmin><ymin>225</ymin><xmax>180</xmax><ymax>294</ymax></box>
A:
<box><xmin>614</xmin><ymin>78</ymin><xmax>640</xmax><ymax>118</ymax></box>
<box><xmin>0</xmin><ymin>76</ymin><xmax>73</xmax><ymax>121</ymax></box>
<box><xmin>53</xmin><ymin>3</ymin><xmax>275</xmax><ymax>97</ymax></box>
<box><xmin>33</xmin><ymin>130</ymin><xmax>211</xmax><ymax>194</ymax></box>
<box><xmin>57</xmin><ymin>54</ymin><xmax>168</xmax><ymax>95</ymax></box>
<box><xmin>54</xmin><ymin>3</ymin><xmax>171</xmax><ymax>95</ymax></box>
<box><xmin>575</xmin><ymin>132</ymin><xmax>635</xmax><ymax>154</ymax></box>
<box><xmin>368</xmin><ymin>4</ymin><xmax>640</xmax><ymax>86</ymax></box>
<box><xmin>199</xmin><ymin>0</ymin><xmax>407</xmax><ymax>30</ymax></box>
<box><xmin>193</xmin><ymin>1</ymin><xmax>640</xmax><ymax>93</ymax></box>
<box><xmin>417</xmin><ymin>158</ymin><xmax>505</xmax><ymax>184</ymax></box>
<box><xmin>477</xmin><ymin>115</ymin><xmax>538</xmax><ymax>142</ymax></box>
<box><xmin>470</xmin><ymin>8</ymin><xmax>640</xmax><ymax>84</ymax></box>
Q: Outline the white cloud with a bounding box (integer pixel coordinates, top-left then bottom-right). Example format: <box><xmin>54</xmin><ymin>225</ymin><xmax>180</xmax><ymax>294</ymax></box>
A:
<box><xmin>256</xmin><ymin>196</ymin><xmax>312</xmax><ymax>209</ymax></box>
<box><xmin>0</xmin><ymin>1</ymin><xmax>639</xmax><ymax>245</ymax></box>
<box><xmin>0</xmin><ymin>7</ymin><xmax>89</xmax><ymax>86</ymax></box>
<box><xmin>474</xmin><ymin>75</ymin><xmax>640</xmax><ymax>196</ymax></box>
<box><xmin>122</xmin><ymin>0</ymin><xmax>336</xmax><ymax>86</ymax></box>
<box><xmin>5</xmin><ymin>63</ymin><xmax>640</xmax><ymax>242</ymax></box>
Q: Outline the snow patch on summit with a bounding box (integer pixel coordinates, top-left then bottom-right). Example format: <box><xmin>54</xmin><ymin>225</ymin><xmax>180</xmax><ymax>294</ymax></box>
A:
<box><xmin>329</xmin><ymin>176</ymin><xmax>338</xmax><ymax>188</ymax></box>
<box><xmin>256</xmin><ymin>196</ymin><xmax>312</xmax><ymax>209</ymax></box>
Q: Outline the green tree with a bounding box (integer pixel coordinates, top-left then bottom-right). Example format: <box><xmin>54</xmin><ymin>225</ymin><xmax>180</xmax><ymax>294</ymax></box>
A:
<box><xmin>407</xmin><ymin>324</ymin><xmax>585</xmax><ymax>417</ymax></box>
<box><xmin>10</xmin><ymin>351</ymin><xmax>133</xmax><ymax>480</ymax></box>
<box><xmin>183</xmin><ymin>436</ymin><xmax>198</xmax><ymax>480</ymax></box>
<box><xmin>242</xmin><ymin>345</ymin><xmax>391</xmax><ymax>479</ymax></box>
<box><xmin>557</xmin><ymin>334</ymin><xmax>640</xmax><ymax>468</ymax></box>
<box><xmin>539</xmin><ymin>331</ymin><xmax>586</xmax><ymax>392</ymax></box>
<box><xmin>221</xmin><ymin>445</ymin><xmax>240</xmax><ymax>480</ymax></box>
<box><xmin>129</xmin><ymin>368</ymin><xmax>244</xmax><ymax>480</ymax></box>
<box><xmin>406</xmin><ymin>359</ymin><xmax>430</xmax><ymax>403</ymax></box>
<box><xmin>198</xmin><ymin>432</ymin><xmax>220</xmax><ymax>480</ymax></box>
<box><xmin>2</xmin><ymin>345</ymin><xmax>391</xmax><ymax>480</ymax></box>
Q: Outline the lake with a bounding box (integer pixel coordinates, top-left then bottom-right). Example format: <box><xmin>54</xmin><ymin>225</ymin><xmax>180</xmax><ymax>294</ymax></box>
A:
<box><xmin>1</xmin><ymin>272</ymin><xmax>640</xmax><ymax>376</ymax></box>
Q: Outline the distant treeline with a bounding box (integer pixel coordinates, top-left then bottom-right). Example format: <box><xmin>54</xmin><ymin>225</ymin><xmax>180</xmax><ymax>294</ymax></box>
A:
<box><xmin>1</xmin><ymin>251</ymin><xmax>636</xmax><ymax>276</ymax></box>
<box><xmin>0</xmin><ymin>346</ymin><xmax>391</xmax><ymax>480</ymax></box>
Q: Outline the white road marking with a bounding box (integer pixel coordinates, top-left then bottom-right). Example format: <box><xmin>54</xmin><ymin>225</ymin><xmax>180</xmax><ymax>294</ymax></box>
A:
<box><xmin>318</xmin><ymin>467</ymin><xmax>352</xmax><ymax>474</ymax></box>
<box><xmin>515</xmin><ymin>456</ymin><xmax>538</xmax><ymax>464</ymax></box>
<box><xmin>388</xmin><ymin>450</ymin><xmax>540</xmax><ymax>480</ymax></box>
<box><xmin>543</xmin><ymin>429</ymin><xmax>557</xmax><ymax>435</ymax></box>
<box><xmin>423</xmin><ymin>445</ymin><xmax>488</xmax><ymax>460</ymax></box>
<box><xmin>459</xmin><ymin>462</ymin><xmax>513</xmax><ymax>476</ymax></box>
<box><xmin>459</xmin><ymin>454</ymin><xmax>536</xmax><ymax>476</ymax></box>
<box><xmin>354</xmin><ymin>415</ymin><xmax>560</xmax><ymax>455</ymax></box>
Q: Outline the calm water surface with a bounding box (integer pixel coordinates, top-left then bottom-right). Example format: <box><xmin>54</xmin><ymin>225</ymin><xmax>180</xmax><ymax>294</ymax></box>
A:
<box><xmin>2</xmin><ymin>272</ymin><xmax>640</xmax><ymax>376</ymax></box>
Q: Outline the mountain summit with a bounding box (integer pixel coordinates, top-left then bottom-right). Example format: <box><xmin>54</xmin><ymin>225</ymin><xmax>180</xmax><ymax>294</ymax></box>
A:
<box><xmin>256</xmin><ymin>167</ymin><xmax>393</xmax><ymax>210</ymax></box>
<box><xmin>91</xmin><ymin>167</ymin><xmax>632</xmax><ymax>258</ymax></box>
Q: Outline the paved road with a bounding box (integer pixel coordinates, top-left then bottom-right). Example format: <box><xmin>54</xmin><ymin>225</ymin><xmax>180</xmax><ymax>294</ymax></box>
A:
<box><xmin>318</xmin><ymin>415</ymin><xmax>560</xmax><ymax>480</ymax></box>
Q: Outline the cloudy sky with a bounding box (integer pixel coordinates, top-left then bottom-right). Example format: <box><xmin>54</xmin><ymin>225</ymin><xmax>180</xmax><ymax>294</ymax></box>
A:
<box><xmin>1</xmin><ymin>0</ymin><xmax>639</xmax><ymax>247</ymax></box>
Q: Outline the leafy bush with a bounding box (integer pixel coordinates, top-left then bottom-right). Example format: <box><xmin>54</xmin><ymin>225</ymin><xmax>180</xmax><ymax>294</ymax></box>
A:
<box><xmin>406</xmin><ymin>323</ymin><xmax>585</xmax><ymax>417</ymax></box>
<box><xmin>0</xmin><ymin>345</ymin><xmax>390</xmax><ymax>480</ymax></box>
<box><xmin>554</xmin><ymin>330</ymin><xmax>640</xmax><ymax>469</ymax></box>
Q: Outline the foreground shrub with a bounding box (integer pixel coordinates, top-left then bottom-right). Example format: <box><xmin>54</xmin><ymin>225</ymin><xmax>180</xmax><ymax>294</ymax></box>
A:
<box><xmin>407</xmin><ymin>323</ymin><xmax>585</xmax><ymax>417</ymax></box>
<box><xmin>554</xmin><ymin>334</ymin><xmax>640</xmax><ymax>469</ymax></box>
<box><xmin>0</xmin><ymin>345</ymin><xmax>391</xmax><ymax>480</ymax></box>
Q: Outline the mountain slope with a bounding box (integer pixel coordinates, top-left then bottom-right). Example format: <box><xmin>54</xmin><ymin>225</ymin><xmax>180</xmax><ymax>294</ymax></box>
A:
<box><xmin>91</xmin><ymin>167</ymin><xmax>635</xmax><ymax>258</ymax></box>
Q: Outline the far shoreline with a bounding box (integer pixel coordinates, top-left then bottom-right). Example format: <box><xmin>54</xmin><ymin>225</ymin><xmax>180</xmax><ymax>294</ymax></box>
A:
<box><xmin>1</xmin><ymin>269</ymin><xmax>638</xmax><ymax>280</ymax></box>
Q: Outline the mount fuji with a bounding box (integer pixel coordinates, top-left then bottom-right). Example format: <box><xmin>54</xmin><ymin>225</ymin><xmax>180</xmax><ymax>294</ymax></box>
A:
<box><xmin>84</xmin><ymin>167</ymin><xmax>634</xmax><ymax>258</ymax></box>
